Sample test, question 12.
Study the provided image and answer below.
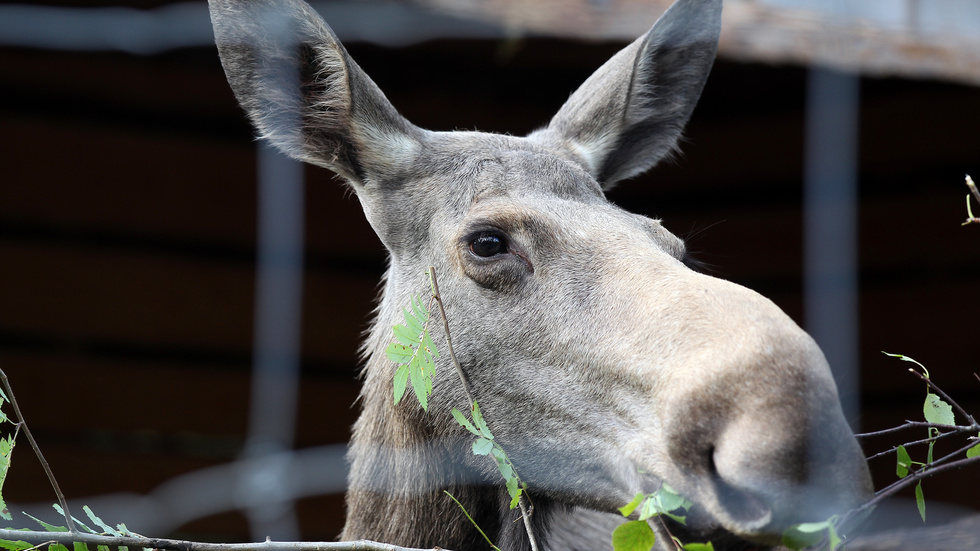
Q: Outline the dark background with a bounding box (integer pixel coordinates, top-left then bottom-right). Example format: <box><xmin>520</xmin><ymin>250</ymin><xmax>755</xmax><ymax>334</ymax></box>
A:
<box><xmin>2</xmin><ymin>2</ymin><xmax>980</xmax><ymax>543</ymax></box>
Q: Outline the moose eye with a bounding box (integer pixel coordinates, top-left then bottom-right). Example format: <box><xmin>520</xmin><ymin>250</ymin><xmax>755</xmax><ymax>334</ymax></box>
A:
<box><xmin>470</xmin><ymin>232</ymin><xmax>506</xmax><ymax>258</ymax></box>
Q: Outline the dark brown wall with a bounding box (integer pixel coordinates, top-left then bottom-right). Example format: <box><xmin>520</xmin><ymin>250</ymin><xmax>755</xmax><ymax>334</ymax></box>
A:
<box><xmin>1</xmin><ymin>17</ymin><xmax>979</xmax><ymax>543</ymax></box>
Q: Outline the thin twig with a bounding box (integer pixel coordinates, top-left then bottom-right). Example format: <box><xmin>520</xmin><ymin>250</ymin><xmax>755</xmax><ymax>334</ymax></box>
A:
<box><xmin>427</xmin><ymin>268</ymin><xmax>475</xmax><ymax>405</ymax></box>
<box><xmin>656</xmin><ymin>515</ymin><xmax>683</xmax><ymax>551</ymax></box>
<box><xmin>855</xmin><ymin>420</ymin><xmax>971</xmax><ymax>438</ymax></box>
<box><xmin>443</xmin><ymin>491</ymin><xmax>501</xmax><ymax>551</ymax></box>
<box><xmin>0</xmin><ymin>369</ymin><xmax>76</xmax><ymax>533</ymax></box>
<box><xmin>518</xmin><ymin>500</ymin><xmax>539</xmax><ymax>551</ymax></box>
<box><xmin>864</xmin><ymin>429</ymin><xmax>961</xmax><ymax>461</ymax></box>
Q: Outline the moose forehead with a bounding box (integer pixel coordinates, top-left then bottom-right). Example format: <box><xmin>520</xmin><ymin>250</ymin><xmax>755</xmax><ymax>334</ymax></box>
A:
<box><xmin>418</xmin><ymin>132</ymin><xmax>606</xmax><ymax>205</ymax></box>
<box><xmin>399</xmin><ymin>133</ymin><xmax>689</xmax><ymax>264</ymax></box>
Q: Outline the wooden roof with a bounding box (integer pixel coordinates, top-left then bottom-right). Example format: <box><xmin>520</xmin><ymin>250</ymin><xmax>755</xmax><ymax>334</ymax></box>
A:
<box><xmin>414</xmin><ymin>0</ymin><xmax>980</xmax><ymax>85</ymax></box>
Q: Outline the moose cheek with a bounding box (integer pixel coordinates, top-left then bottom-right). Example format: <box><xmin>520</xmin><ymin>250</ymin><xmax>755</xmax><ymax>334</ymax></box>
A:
<box><xmin>462</xmin><ymin>254</ymin><xmax>533</xmax><ymax>292</ymax></box>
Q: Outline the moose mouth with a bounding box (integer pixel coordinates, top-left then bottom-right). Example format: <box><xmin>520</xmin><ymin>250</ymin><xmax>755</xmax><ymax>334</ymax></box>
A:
<box><xmin>661</xmin><ymin>514</ymin><xmax>775</xmax><ymax>551</ymax></box>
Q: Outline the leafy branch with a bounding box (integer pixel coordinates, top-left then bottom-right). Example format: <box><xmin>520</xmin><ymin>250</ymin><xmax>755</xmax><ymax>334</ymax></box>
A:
<box><xmin>613</xmin><ymin>485</ymin><xmax>713</xmax><ymax>551</ymax></box>
<box><xmin>385</xmin><ymin>294</ymin><xmax>440</xmax><ymax>410</ymax></box>
<box><xmin>0</xmin><ymin>369</ymin><xmax>74</xmax><ymax>532</ymax></box>
<box><xmin>451</xmin><ymin>403</ymin><xmax>525</xmax><ymax>510</ymax></box>
<box><xmin>0</xmin><ymin>369</ymin><xmax>446</xmax><ymax>551</ymax></box>
<box><xmin>831</xmin><ymin>353</ymin><xmax>980</xmax><ymax>543</ymax></box>
<box><xmin>387</xmin><ymin>269</ymin><xmax>538</xmax><ymax>551</ymax></box>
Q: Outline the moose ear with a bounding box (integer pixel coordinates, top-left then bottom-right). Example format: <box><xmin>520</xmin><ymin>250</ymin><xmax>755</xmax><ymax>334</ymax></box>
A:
<box><xmin>208</xmin><ymin>0</ymin><xmax>421</xmax><ymax>185</ymax></box>
<box><xmin>530</xmin><ymin>0</ymin><xmax>722</xmax><ymax>189</ymax></box>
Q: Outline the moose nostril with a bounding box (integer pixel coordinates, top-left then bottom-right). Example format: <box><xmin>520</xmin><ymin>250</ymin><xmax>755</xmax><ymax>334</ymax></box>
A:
<box><xmin>713</xmin><ymin>476</ymin><xmax>772</xmax><ymax>528</ymax></box>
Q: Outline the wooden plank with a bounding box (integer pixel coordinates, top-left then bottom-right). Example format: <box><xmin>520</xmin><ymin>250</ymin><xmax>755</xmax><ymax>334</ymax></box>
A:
<box><xmin>415</xmin><ymin>0</ymin><xmax>980</xmax><ymax>85</ymax></box>
<box><xmin>721</xmin><ymin>0</ymin><xmax>980</xmax><ymax>85</ymax></box>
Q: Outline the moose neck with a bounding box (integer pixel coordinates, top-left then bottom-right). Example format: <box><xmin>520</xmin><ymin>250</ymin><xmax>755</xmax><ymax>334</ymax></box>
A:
<box><xmin>342</xmin><ymin>284</ymin><xmax>550</xmax><ymax>551</ymax></box>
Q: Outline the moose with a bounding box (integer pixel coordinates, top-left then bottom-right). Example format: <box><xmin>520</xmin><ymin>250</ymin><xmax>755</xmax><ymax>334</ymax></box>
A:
<box><xmin>207</xmin><ymin>0</ymin><xmax>977</xmax><ymax>549</ymax></box>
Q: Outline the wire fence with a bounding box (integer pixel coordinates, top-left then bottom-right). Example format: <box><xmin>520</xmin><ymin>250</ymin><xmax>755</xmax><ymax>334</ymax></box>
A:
<box><xmin>7</xmin><ymin>0</ymin><xmax>975</xmax><ymax>542</ymax></box>
<box><xmin>2</xmin><ymin>0</ymin><xmax>859</xmax><ymax>540</ymax></box>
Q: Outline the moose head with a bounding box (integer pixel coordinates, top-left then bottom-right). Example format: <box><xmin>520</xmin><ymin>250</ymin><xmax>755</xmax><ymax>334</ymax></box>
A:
<box><xmin>208</xmin><ymin>0</ymin><xmax>874</xmax><ymax>548</ymax></box>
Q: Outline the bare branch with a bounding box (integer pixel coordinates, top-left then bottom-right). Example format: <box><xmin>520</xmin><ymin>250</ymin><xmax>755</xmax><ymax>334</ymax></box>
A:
<box><xmin>856</xmin><ymin>420</ymin><xmax>973</xmax><ymax>438</ymax></box>
<box><xmin>518</xmin><ymin>500</ymin><xmax>539</xmax><ymax>551</ymax></box>
<box><xmin>0</xmin><ymin>369</ymin><xmax>76</xmax><ymax>533</ymax></box>
<box><xmin>0</xmin><ymin>528</ymin><xmax>442</xmax><ymax>551</ymax></box>
<box><xmin>864</xmin><ymin>429</ymin><xmax>961</xmax><ymax>461</ymax></box>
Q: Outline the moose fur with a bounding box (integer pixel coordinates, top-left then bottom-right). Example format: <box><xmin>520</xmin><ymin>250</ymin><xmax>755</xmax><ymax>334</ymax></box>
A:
<box><xmin>207</xmin><ymin>0</ymin><xmax>978</xmax><ymax>549</ymax></box>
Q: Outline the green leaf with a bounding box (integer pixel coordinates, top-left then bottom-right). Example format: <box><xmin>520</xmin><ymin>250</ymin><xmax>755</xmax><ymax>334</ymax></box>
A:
<box><xmin>393</xmin><ymin>323</ymin><xmax>419</xmax><ymax>347</ymax></box>
<box><xmin>638</xmin><ymin>495</ymin><xmax>660</xmax><ymax>521</ymax></box>
<box><xmin>23</xmin><ymin>512</ymin><xmax>67</xmax><ymax>532</ymax></box>
<box><xmin>507</xmin><ymin>481</ymin><xmax>522</xmax><ymax>510</ymax></box>
<box><xmin>915</xmin><ymin>480</ymin><xmax>926</xmax><ymax>522</ymax></box>
<box><xmin>490</xmin><ymin>446</ymin><xmax>508</xmax><ymax>466</ymax></box>
<box><xmin>0</xmin><ymin>435</ymin><xmax>14</xmax><ymax>521</ymax></box>
<box><xmin>827</xmin><ymin>522</ymin><xmax>842</xmax><ymax>551</ymax></box>
<box><xmin>385</xmin><ymin>341</ymin><xmax>414</xmax><ymax>363</ymax></box>
<box><xmin>420</xmin><ymin>330</ymin><xmax>440</xmax><ymax>359</ymax></box>
<box><xmin>83</xmin><ymin>505</ymin><xmax>119</xmax><ymax>536</ymax></box>
<box><xmin>495</xmin><ymin>459</ymin><xmax>514</xmax><ymax>481</ymax></box>
<box><xmin>881</xmin><ymin>352</ymin><xmax>929</xmax><ymax>377</ymax></box>
<box><xmin>791</xmin><ymin>520</ymin><xmax>832</xmax><ymax>533</ymax></box>
<box><xmin>682</xmin><ymin>543</ymin><xmax>715</xmax><ymax>551</ymax></box>
<box><xmin>393</xmin><ymin>365</ymin><xmax>409</xmax><ymax>404</ymax></box>
<box><xmin>409</xmin><ymin>363</ymin><xmax>428</xmax><ymax>411</ymax></box>
<box><xmin>472</xmin><ymin>437</ymin><xmax>493</xmax><ymax>456</ymax></box>
<box><xmin>49</xmin><ymin>545</ymin><xmax>70</xmax><ymax>551</ymax></box>
<box><xmin>403</xmin><ymin>305</ymin><xmax>424</xmax><ymax>335</ymax></box>
<box><xmin>452</xmin><ymin>407</ymin><xmax>480</xmax><ymax>436</ymax></box>
<box><xmin>656</xmin><ymin>484</ymin><xmax>691</xmax><ymax>513</ymax></box>
<box><xmin>471</xmin><ymin>402</ymin><xmax>493</xmax><ymax>439</ymax></box>
<box><xmin>896</xmin><ymin>445</ymin><xmax>911</xmax><ymax>478</ymax></box>
<box><xmin>505</xmin><ymin>476</ymin><xmax>520</xmax><ymax>500</ymax></box>
<box><xmin>51</xmin><ymin>504</ymin><xmax>96</xmax><ymax>534</ymax></box>
<box><xmin>74</xmin><ymin>542</ymin><xmax>90</xmax><ymax>551</ymax></box>
<box><xmin>619</xmin><ymin>493</ymin><xmax>645</xmax><ymax>517</ymax></box>
<box><xmin>612</xmin><ymin>520</ymin><xmax>656</xmax><ymax>551</ymax></box>
<box><xmin>923</xmin><ymin>393</ymin><xmax>955</xmax><ymax>426</ymax></box>
<box><xmin>967</xmin><ymin>435</ymin><xmax>980</xmax><ymax>459</ymax></box>
<box><xmin>782</xmin><ymin>522</ymin><xmax>827</xmax><ymax>550</ymax></box>
<box><xmin>663</xmin><ymin>511</ymin><xmax>687</xmax><ymax>525</ymax></box>
<box><xmin>0</xmin><ymin>540</ymin><xmax>33</xmax><ymax>551</ymax></box>
<box><xmin>409</xmin><ymin>298</ymin><xmax>427</xmax><ymax>330</ymax></box>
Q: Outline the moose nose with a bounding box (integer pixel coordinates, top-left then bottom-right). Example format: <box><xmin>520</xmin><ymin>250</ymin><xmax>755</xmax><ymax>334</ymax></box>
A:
<box><xmin>664</xmin><ymin>320</ymin><xmax>874</xmax><ymax>541</ymax></box>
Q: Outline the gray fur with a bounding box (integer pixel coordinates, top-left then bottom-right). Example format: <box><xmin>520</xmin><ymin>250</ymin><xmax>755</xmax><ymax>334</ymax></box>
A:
<box><xmin>207</xmin><ymin>0</ymin><xmax>980</xmax><ymax>549</ymax></box>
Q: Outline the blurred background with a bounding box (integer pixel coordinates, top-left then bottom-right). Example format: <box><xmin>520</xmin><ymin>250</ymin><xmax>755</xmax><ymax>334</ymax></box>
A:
<box><xmin>1</xmin><ymin>0</ymin><xmax>979</xmax><ymax>544</ymax></box>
